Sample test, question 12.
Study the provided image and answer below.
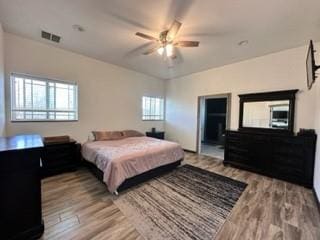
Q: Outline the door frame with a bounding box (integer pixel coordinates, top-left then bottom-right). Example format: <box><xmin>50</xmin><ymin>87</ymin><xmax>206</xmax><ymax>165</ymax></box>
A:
<box><xmin>196</xmin><ymin>93</ymin><xmax>231</xmax><ymax>154</ymax></box>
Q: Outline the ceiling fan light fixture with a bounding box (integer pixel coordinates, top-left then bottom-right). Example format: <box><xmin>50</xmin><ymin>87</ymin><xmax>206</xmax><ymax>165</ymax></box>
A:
<box><xmin>166</xmin><ymin>44</ymin><xmax>174</xmax><ymax>57</ymax></box>
<box><xmin>135</xmin><ymin>19</ymin><xmax>199</xmax><ymax>59</ymax></box>
<box><xmin>157</xmin><ymin>47</ymin><xmax>164</xmax><ymax>55</ymax></box>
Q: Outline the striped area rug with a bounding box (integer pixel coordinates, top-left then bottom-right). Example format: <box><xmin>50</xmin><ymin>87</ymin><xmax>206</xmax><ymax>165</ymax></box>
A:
<box><xmin>114</xmin><ymin>164</ymin><xmax>247</xmax><ymax>240</ymax></box>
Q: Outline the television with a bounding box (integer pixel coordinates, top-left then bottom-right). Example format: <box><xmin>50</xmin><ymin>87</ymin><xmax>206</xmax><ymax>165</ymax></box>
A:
<box><xmin>306</xmin><ymin>40</ymin><xmax>320</xmax><ymax>90</ymax></box>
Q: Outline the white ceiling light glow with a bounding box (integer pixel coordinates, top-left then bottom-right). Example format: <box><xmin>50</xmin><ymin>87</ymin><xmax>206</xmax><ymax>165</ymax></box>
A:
<box><xmin>166</xmin><ymin>44</ymin><xmax>174</xmax><ymax>57</ymax></box>
<box><xmin>157</xmin><ymin>47</ymin><xmax>164</xmax><ymax>55</ymax></box>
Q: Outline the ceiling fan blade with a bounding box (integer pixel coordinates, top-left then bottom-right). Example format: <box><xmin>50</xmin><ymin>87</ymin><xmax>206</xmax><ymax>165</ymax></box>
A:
<box><xmin>136</xmin><ymin>32</ymin><xmax>158</xmax><ymax>41</ymax></box>
<box><xmin>125</xmin><ymin>42</ymin><xmax>156</xmax><ymax>58</ymax></box>
<box><xmin>166</xmin><ymin>20</ymin><xmax>182</xmax><ymax>42</ymax></box>
<box><xmin>143</xmin><ymin>46</ymin><xmax>159</xmax><ymax>55</ymax></box>
<box><xmin>165</xmin><ymin>0</ymin><xmax>194</xmax><ymax>26</ymax></box>
<box><xmin>175</xmin><ymin>41</ymin><xmax>200</xmax><ymax>47</ymax></box>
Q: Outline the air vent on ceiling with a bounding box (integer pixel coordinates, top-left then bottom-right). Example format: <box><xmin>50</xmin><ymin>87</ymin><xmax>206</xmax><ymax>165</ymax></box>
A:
<box><xmin>41</xmin><ymin>31</ymin><xmax>51</xmax><ymax>40</ymax></box>
<box><xmin>41</xmin><ymin>30</ymin><xmax>61</xmax><ymax>43</ymax></box>
<box><xmin>51</xmin><ymin>34</ymin><xmax>61</xmax><ymax>43</ymax></box>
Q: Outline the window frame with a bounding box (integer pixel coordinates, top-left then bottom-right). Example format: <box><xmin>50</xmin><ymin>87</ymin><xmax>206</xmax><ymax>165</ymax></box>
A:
<box><xmin>10</xmin><ymin>73</ymin><xmax>79</xmax><ymax>122</ymax></box>
<box><xmin>142</xmin><ymin>96</ymin><xmax>165</xmax><ymax>121</ymax></box>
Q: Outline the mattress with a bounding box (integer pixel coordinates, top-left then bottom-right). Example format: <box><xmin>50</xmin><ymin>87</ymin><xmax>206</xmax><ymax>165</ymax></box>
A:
<box><xmin>82</xmin><ymin>136</ymin><xmax>184</xmax><ymax>192</ymax></box>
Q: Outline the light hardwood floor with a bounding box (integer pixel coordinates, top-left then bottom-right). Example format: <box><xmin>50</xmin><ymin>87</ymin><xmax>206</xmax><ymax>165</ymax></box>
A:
<box><xmin>40</xmin><ymin>152</ymin><xmax>320</xmax><ymax>240</ymax></box>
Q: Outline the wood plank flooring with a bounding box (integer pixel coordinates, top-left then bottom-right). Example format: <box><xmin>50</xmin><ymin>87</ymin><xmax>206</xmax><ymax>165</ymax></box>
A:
<box><xmin>40</xmin><ymin>153</ymin><xmax>320</xmax><ymax>240</ymax></box>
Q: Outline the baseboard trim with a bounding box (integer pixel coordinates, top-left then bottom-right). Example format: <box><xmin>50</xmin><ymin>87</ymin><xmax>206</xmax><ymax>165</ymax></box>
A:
<box><xmin>313</xmin><ymin>188</ymin><xmax>320</xmax><ymax>214</ymax></box>
<box><xmin>183</xmin><ymin>149</ymin><xmax>197</xmax><ymax>154</ymax></box>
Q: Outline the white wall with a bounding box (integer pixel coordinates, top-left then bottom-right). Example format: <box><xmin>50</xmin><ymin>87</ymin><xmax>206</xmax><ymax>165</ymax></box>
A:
<box><xmin>4</xmin><ymin>33</ymin><xmax>165</xmax><ymax>142</ymax></box>
<box><xmin>166</xmin><ymin>44</ymin><xmax>319</xmax><ymax>151</ymax></box>
<box><xmin>0</xmin><ymin>23</ymin><xmax>5</xmax><ymax>136</ymax></box>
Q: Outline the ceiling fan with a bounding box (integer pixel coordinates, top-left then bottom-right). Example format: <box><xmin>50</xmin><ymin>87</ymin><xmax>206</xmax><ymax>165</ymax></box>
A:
<box><xmin>135</xmin><ymin>20</ymin><xmax>199</xmax><ymax>59</ymax></box>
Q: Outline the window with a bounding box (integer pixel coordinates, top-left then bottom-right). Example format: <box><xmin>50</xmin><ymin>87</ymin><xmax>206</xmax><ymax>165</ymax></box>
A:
<box><xmin>11</xmin><ymin>73</ymin><xmax>78</xmax><ymax>121</ymax></box>
<box><xmin>142</xmin><ymin>96</ymin><xmax>164</xmax><ymax>120</ymax></box>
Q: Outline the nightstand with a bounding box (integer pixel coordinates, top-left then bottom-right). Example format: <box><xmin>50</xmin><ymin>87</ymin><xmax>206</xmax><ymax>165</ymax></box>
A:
<box><xmin>146</xmin><ymin>131</ymin><xmax>165</xmax><ymax>140</ymax></box>
<box><xmin>41</xmin><ymin>138</ymin><xmax>81</xmax><ymax>178</ymax></box>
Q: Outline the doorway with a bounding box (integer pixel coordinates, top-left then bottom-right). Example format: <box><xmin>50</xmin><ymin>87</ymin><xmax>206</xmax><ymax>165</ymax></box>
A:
<box><xmin>197</xmin><ymin>94</ymin><xmax>231</xmax><ymax>159</ymax></box>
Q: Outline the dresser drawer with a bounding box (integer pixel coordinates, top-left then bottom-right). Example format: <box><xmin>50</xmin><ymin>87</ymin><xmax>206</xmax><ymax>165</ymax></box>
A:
<box><xmin>43</xmin><ymin>156</ymin><xmax>74</xmax><ymax>166</ymax></box>
<box><xmin>273</xmin><ymin>140</ymin><xmax>304</xmax><ymax>157</ymax></box>
<box><xmin>227</xmin><ymin>145</ymin><xmax>249</xmax><ymax>154</ymax></box>
<box><xmin>273</xmin><ymin>164</ymin><xmax>305</xmax><ymax>179</ymax></box>
<box><xmin>224</xmin><ymin>130</ymin><xmax>316</xmax><ymax>188</ymax></box>
<box><xmin>44</xmin><ymin>150</ymin><xmax>74</xmax><ymax>160</ymax></box>
<box><xmin>227</xmin><ymin>152</ymin><xmax>250</xmax><ymax>163</ymax></box>
<box><xmin>45</xmin><ymin>144</ymin><xmax>75</xmax><ymax>153</ymax></box>
<box><xmin>226</xmin><ymin>132</ymin><xmax>245</xmax><ymax>141</ymax></box>
<box><xmin>273</xmin><ymin>154</ymin><xmax>304</xmax><ymax>169</ymax></box>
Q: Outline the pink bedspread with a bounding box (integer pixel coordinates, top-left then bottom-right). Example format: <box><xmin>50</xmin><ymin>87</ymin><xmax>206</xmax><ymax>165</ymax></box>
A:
<box><xmin>82</xmin><ymin>137</ymin><xmax>184</xmax><ymax>192</ymax></box>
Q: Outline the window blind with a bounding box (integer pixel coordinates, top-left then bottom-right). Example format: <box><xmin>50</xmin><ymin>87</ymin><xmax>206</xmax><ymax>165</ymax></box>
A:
<box><xmin>11</xmin><ymin>73</ymin><xmax>78</xmax><ymax>121</ymax></box>
<box><xmin>142</xmin><ymin>96</ymin><xmax>164</xmax><ymax>120</ymax></box>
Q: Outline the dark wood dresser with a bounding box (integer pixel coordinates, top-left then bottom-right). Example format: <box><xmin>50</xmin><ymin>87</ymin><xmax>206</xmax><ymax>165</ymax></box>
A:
<box><xmin>224</xmin><ymin>130</ymin><xmax>317</xmax><ymax>188</ymax></box>
<box><xmin>146</xmin><ymin>131</ymin><xmax>165</xmax><ymax>140</ymax></box>
<box><xmin>41</xmin><ymin>139</ymin><xmax>80</xmax><ymax>178</ymax></box>
<box><xmin>0</xmin><ymin>134</ymin><xmax>44</xmax><ymax>240</ymax></box>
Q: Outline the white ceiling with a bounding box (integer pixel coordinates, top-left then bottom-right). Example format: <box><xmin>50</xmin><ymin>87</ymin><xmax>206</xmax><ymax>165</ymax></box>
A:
<box><xmin>1</xmin><ymin>0</ymin><xmax>320</xmax><ymax>79</ymax></box>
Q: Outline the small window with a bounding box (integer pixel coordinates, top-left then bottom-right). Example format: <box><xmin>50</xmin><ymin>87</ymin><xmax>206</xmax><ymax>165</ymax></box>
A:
<box><xmin>11</xmin><ymin>73</ymin><xmax>78</xmax><ymax>121</ymax></box>
<box><xmin>142</xmin><ymin>96</ymin><xmax>164</xmax><ymax>120</ymax></box>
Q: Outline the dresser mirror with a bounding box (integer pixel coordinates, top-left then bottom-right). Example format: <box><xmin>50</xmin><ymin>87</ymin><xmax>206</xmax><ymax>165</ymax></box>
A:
<box><xmin>239</xmin><ymin>89</ymin><xmax>298</xmax><ymax>134</ymax></box>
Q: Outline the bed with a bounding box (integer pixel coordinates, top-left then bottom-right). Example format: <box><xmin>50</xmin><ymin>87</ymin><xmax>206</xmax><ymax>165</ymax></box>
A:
<box><xmin>82</xmin><ymin>135</ymin><xmax>184</xmax><ymax>194</ymax></box>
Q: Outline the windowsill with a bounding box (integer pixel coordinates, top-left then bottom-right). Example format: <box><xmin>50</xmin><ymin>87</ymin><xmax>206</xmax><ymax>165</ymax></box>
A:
<box><xmin>11</xmin><ymin>120</ymin><xmax>78</xmax><ymax>123</ymax></box>
<box><xmin>142</xmin><ymin>120</ymin><xmax>164</xmax><ymax>121</ymax></box>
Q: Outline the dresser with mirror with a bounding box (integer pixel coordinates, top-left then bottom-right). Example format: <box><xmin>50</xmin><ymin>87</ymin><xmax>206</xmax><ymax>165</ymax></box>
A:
<box><xmin>224</xmin><ymin>89</ymin><xmax>317</xmax><ymax>188</ymax></box>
